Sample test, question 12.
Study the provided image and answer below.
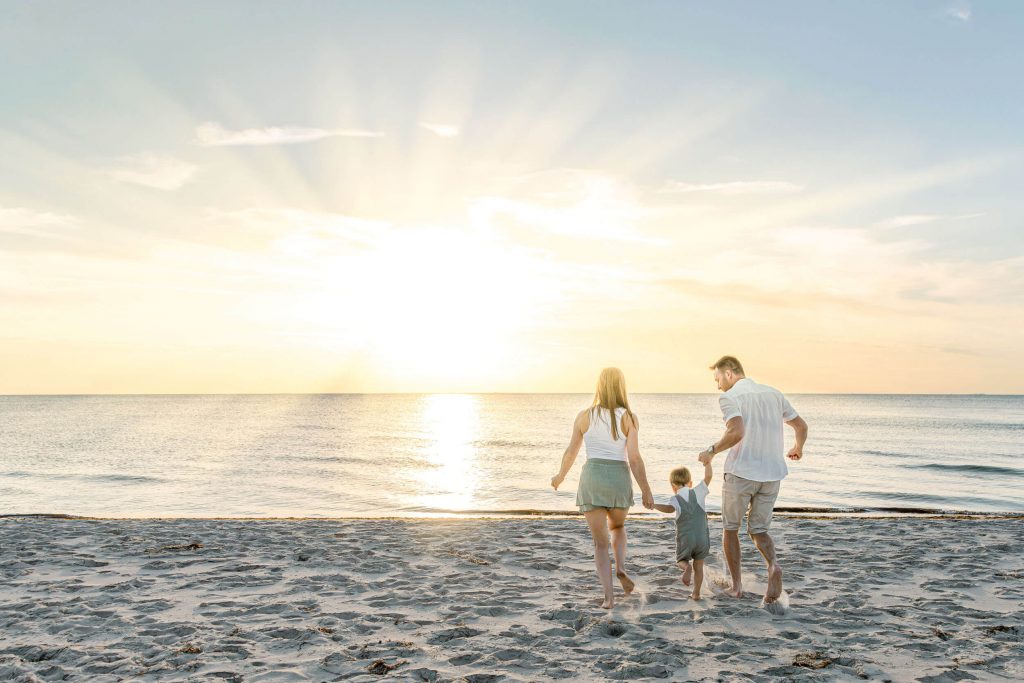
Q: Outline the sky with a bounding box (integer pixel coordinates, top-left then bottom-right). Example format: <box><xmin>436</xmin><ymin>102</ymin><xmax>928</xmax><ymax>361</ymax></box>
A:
<box><xmin>1</xmin><ymin>1</ymin><xmax>1022</xmax><ymax>394</ymax></box>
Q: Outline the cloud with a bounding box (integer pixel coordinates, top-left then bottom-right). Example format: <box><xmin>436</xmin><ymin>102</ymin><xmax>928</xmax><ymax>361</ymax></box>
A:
<box><xmin>660</xmin><ymin>180</ymin><xmax>804</xmax><ymax>195</ymax></box>
<box><xmin>875</xmin><ymin>212</ymin><xmax>985</xmax><ymax>228</ymax></box>
<box><xmin>419</xmin><ymin>122</ymin><xmax>460</xmax><ymax>138</ymax></box>
<box><xmin>0</xmin><ymin>205</ymin><xmax>76</xmax><ymax>238</ymax></box>
<box><xmin>195</xmin><ymin>122</ymin><xmax>383</xmax><ymax>146</ymax></box>
<box><xmin>201</xmin><ymin>207</ymin><xmax>392</xmax><ymax>255</ymax></box>
<box><xmin>104</xmin><ymin>153</ymin><xmax>197</xmax><ymax>190</ymax></box>
<box><xmin>946</xmin><ymin>3</ymin><xmax>972</xmax><ymax>21</ymax></box>
<box><xmin>469</xmin><ymin>169</ymin><xmax>667</xmax><ymax>245</ymax></box>
<box><xmin>0</xmin><ymin>205</ymin><xmax>87</xmax><ymax>254</ymax></box>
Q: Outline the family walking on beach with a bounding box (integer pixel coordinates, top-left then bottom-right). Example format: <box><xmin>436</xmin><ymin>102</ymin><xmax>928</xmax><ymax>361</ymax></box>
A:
<box><xmin>551</xmin><ymin>357</ymin><xmax>809</xmax><ymax>609</ymax></box>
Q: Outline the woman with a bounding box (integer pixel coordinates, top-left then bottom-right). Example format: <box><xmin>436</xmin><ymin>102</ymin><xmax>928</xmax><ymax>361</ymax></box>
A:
<box><xmin>551</xmin><ymin>367</ymin><xmax>655</xmax><ymax>608</ymax></box>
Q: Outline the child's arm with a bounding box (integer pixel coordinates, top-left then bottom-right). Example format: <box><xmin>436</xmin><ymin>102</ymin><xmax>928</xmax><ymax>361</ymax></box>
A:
<box><xmin>703</xmin><ymin>460</ymin><xmax>713</xmax><ymax>486</ymax></box>
<box><xmin>652</xmin><ymin>503</ymin><xmax>675</xmax><ymax>514</ymax></box>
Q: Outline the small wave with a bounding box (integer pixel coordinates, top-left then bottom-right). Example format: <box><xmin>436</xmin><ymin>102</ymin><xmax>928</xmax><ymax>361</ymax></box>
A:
<box><xmin>279</xmin><ymin>454</ymin><xmax>357</xmax><ymax>464</ymax></box>
<box><xmin>472</xmin><ymin>439</ymin><xmax>556</xmax><ymax>449</ymax></box>
<box><xmin>860</xmin><ymin>450</ymin><xmax>918</xmax><ymax>459</ymax></box>
<box><xmin>1</xmin><ymin>472</ymin><xmax>165</xmax><ymax>484</ymax></box>
<box><xmin>909</xmin><ymin>463</ymin><xmax>1023</xmax><ymax>477</ymax></box>
<box><xmin>85</xmin><ymin>474</ymin><xmax>165</xmax><ymax>484</ymax></box>
<box><xmin>395</xmin><ymin>505</ymin><xmax>1023</xmax><ymax>517</ymax></box>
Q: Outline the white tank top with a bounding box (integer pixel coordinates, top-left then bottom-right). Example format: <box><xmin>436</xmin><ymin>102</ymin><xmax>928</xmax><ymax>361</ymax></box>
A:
<box><xmin>583</xmin><ymin>406</ymin><xmax>629</xmax><ymax>462</ymax></box>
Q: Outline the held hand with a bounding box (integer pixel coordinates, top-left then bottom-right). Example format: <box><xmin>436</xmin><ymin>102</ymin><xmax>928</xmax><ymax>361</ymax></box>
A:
<box><xmin>787</xmin><ymin>446</ymin><xmax>803</xmax><ymax>461</ymax></box>
<box><xmin>642</xmin><ymin>490</ymin><xmax>655</xmax><ymax>510</ymax></box>
<box><xmin>551</xmin><ymin>474</ymin><xmax>564</xmax><ymax>490</ymax></box>
<box><xmin>698</xmin><ymin>451</ymin><xmax>713</xmax><ymax>465</ymax></box>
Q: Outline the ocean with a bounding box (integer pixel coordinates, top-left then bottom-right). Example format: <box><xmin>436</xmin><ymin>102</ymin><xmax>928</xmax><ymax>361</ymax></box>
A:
<box><xmin>1</xmin><ymin>394</ymin><xmax>1021</xmax><ymax>517</ymax></box>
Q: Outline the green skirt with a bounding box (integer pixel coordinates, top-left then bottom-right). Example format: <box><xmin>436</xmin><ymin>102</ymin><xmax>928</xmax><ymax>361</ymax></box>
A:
<box><xmin>576</xmin><ymin>458</ymin><xmax>634</xmax><ymax>512</ymax></box>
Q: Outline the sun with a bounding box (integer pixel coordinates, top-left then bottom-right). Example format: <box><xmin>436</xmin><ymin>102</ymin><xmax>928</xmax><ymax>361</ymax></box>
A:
<box><xmin>285</xmin><ymin>223</ymin><xmax>559</xmax><ymax>387</ymax></box>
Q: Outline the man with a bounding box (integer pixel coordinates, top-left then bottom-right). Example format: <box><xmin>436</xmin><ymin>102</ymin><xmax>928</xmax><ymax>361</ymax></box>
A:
<box><xmin>698</xmin><ymin>356</ymin><xmax>808</xmax><ymax>604</ymax></box>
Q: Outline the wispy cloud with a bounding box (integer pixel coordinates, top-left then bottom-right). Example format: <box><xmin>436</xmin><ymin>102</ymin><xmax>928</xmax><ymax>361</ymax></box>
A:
<box><xmin>195</xmin><ymin>122</ymin><xmax>383</xmax><ymax>147</ymax></box>
<box><xmin>419</xmin><ymin>122</ymin><xmax>460</xmax><ymax>138</ymax></box>
<box><xmin>946</xmin><ymin>2</ymin><xmax>972</xmax><ymax>21</ymax></box>
<box><xmin>104</xmin><ymin>153</ymin><xmax>197</xmax><ymax>190</ymax></box>
<box><xmin>660</xmin><ymin>180</ymin><xmax>804</xmax><ymax>195</ymax></box>
<box><xmin>470</xmin><ymin>170</ymin><xmax>667</xmax><ymax>245</ymax></box>
<box><xmin>876</xmin><ymin>212</ymin><xmax>985</xmax><ymax>228</ymax></box>
<box><xmin>201</xmin><ymin>207</ymin><xmax>391</xmax><ymax>255</ymax></box>
<box><xmin>0</xmin><ymin>205</ymin><xmax>76</xmax><ymax>238</ymax></box>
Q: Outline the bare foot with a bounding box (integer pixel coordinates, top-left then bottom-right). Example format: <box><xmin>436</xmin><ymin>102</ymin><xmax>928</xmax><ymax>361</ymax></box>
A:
<box><xmin>600</xmin><ymin>596</ymin><xmax>614</xmax><ymax>609</ymax></box>
<box><xmin>764</xmin><ymin>563</ymin><xmax>783</xmax><ymax>604</ymax></box>
<box><xmin>681</xmin><ymin>563</ymin><xmax>693</xmax><ymax>586</ymax></box>
<box><xmin>690</xmin><ymin>591</ymin><xmax>702</xmax><ymax>601</ymax></box>
<box><xmin>724</xmin><ymin>584</ymin><xmax>744</xmax><ymax>598</ymax></box>
<box><xmin>616</xmin><ymin>571</ymin><xmax>635</xmax><ymax>595</ymax></box>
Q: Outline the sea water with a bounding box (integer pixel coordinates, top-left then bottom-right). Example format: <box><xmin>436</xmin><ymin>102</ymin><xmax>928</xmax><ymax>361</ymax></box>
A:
<box><xmin>1</xmin><ymin>394</ymin><xmax>1021</xmax><ymax>517</ymax></box>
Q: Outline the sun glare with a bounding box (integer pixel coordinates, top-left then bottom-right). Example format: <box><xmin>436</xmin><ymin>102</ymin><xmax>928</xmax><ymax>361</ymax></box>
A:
<box><xmin>286</xmin><ymin>225</ymin><xmax>559</xmax><ymax>387</ymax></box>
<box><xmin>409</xmin><ymin>394</ymin><xmax>481</xmax><ymax>511</ymax></box>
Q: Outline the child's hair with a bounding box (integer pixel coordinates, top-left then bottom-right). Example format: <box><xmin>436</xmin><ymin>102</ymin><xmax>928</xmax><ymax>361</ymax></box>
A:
<box><xmin>670</xmin><ymin>467</ymin><xmax>692</xmax><ymax>487</ymax></box>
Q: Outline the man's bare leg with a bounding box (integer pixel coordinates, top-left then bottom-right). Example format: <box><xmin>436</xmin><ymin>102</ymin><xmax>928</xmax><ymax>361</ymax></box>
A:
<box><xmin>750</xmin><ymin>531</ymin><xmax>783</xmax><ymax>603</ymax></box>
<box><xmin>723</xmin><ymin>529</ymin><xmax>743</xmax><ymax>597</ymax></box>
<box><xmin>607</xmin><ymin>508</ymin><xmax>634</xmax><ymax>595</ymax></box>
<box><xmin>691</xmin><ymin>559</ymin><xmax>705</xmax><ymax>600</ymax></box>
<box><xmin>584</xmin><ymin>509</ymin><xmax>615</xmax><ymax>608</ymax></box>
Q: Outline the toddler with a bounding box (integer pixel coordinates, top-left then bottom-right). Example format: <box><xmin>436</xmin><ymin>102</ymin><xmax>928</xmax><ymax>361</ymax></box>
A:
<box><xmin>653</xmin><ymin>460</ymin><xmax>712</xmax><ymax>599</ymax></box>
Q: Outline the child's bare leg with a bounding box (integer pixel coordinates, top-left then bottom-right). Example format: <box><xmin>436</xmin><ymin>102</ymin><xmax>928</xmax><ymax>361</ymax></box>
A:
<box><xmin>691</xmin><ymin>559</ymin><xmax>705</xmax><ymax>600</ymax></box>
<box><xmin>677</xmin><ymin>559</ymin><xmax>692</xmax><ymax>586</ymax></box>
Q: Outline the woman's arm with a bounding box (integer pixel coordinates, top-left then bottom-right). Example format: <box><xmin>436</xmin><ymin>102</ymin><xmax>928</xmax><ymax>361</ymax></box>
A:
<box><xmin>624</xmin><ymin>414</ymin><xmax>655</xmax><ymax>509</ymax></box>
<box><xmin>551</xmin><ymin>411</ymin><xmax>587</xmax><ymax>490</ymax></box>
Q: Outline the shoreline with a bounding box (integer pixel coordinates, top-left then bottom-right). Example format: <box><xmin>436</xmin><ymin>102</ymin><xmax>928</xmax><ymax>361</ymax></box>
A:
<box><xmin>4</xmin><ymin>509</ymin><xmax>1024</xmax><ymax>521</ymax></box>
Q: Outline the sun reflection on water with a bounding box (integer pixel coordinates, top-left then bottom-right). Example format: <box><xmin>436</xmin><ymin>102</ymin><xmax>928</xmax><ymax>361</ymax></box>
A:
<box><xmin>409</xmin><ymin>394</ymin><xmax>481</xmax><ymax>512</ymax></box>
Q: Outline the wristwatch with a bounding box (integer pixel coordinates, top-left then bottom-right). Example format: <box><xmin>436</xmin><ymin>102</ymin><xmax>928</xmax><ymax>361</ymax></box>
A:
<box><xmin>705</xmin><ymin>444</ymin><xmax>716</xmax><ymax>456</ymax></box>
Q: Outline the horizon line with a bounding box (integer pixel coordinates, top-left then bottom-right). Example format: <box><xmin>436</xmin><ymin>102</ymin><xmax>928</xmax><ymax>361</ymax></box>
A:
<box><xmin>2</xmin><ymin>391</ymin><xmax>1021</xmax><ymax>397</ymax></box>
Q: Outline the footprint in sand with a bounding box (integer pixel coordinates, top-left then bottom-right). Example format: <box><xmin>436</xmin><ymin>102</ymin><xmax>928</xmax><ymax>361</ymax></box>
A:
<box><xmin>707</xmin><ymin>568</ymin><xmax>790</xmax><ymax>613</ymax></box>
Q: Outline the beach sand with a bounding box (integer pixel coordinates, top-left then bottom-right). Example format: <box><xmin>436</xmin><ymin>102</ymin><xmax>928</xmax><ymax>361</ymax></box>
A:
<box><xmin>0</xmin><ymin>516</ymin><xmax>1021</xmax><ymax>682</ymax></box>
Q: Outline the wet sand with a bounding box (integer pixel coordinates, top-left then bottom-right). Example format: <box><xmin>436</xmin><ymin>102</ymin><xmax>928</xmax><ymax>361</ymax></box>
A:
<box><xmin>1</xmin><ymin>516</ymin><xmax>1022</xmax><ymax>681</ymax></box>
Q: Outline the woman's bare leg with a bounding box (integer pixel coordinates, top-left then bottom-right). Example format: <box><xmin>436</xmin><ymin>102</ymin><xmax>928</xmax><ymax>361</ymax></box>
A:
<box><xmin>606</xmin><ymin>507</ymin><xmax>634</xmax><ymax>595</ymax></box>
<box><xmin>584</xmin><ymin>509</ymin><xmax>615</xmax><ymax>608</ymax></box>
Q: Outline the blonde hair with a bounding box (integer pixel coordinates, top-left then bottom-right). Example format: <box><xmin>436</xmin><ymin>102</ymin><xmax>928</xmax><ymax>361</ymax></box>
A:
<box><xmin>670</xmin><ymin>467</ymin><xmax>692</xmax><ymax>487</ymax></box>
<box><xmin>709</xmin><ymin>355</ymin><xmax>745</xmax><ymax>376</ymax></box>
<box><xmin>590</xmin><ymin>367</ymin><xmax>635</xmax><ymax>441</ymax></box>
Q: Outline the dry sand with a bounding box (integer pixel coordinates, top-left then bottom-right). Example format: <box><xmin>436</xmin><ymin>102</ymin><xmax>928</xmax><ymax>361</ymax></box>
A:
<box><xmin>0</xmin><ymin>515</ymin><xmax>1022</xmax><ymax>682</ymax></box>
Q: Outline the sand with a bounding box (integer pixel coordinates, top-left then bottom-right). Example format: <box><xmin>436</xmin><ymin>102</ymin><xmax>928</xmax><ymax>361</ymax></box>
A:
<box><xmin>0</xmin><ymin>515</ymin><xmax>1022</xmax><ymax>682</ymax></box>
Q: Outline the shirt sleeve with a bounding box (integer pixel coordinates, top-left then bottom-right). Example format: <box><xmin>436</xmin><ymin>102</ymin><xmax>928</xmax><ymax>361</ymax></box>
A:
<box><xmin>781</xmin><ymin>394</ymin><xmax>799</xmax><ymax>421</ymax></box>
<box><xmin>694</xmin><ymin>480</ymin><xmax>709</xmax><ymax>498</ymax></box>
<box><xmin>669</xmin><ymin>496</ymin><xmax>681</xmax><ymax>515</ymax></box>
<box><xmin>718</xmin><ymin>393</ymin><xmax>742</xmax><ymax>422</ymax></box>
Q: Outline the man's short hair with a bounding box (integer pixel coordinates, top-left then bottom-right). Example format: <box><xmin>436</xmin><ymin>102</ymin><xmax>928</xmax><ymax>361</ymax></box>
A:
<box><xmin>670</xmin><ymin>467</ymin><xmax>692</xmax><ymax>487</ymax></box>
<box><xmin>710</xmin><ymin>355</ymin><xmax>745</xmax><ymax>376</ymax></box>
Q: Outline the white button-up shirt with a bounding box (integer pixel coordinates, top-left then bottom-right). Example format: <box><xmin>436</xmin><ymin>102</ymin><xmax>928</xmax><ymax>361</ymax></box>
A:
<box><xmin>718</xmin><ymin>378</ymin><xmax>799</xmax><ymax>482</ymax></box>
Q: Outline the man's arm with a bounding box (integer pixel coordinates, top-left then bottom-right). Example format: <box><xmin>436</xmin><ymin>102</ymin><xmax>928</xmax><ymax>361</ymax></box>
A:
<box><xmin>699</xmin><ymin>416</ymin><xmax>744</xmax><ymax>464</ymax></box>
<box><xmin>786</xmin><ymin>416</ymin><xmax>808</xmax><ymax>460</ymax></box>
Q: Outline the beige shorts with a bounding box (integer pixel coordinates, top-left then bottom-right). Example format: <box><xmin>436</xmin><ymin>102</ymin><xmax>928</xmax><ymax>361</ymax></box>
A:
<box><xmin>721</xmin><ymin>473</ymin><xmax>780</xmax><ymax>534</ymax></box>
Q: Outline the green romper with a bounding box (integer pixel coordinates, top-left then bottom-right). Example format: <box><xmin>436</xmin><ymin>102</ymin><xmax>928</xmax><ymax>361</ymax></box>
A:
<box><xmin>674</xmin><ymin>488</ymin><xmax>711</xmax><ymax>562</ymax></box>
